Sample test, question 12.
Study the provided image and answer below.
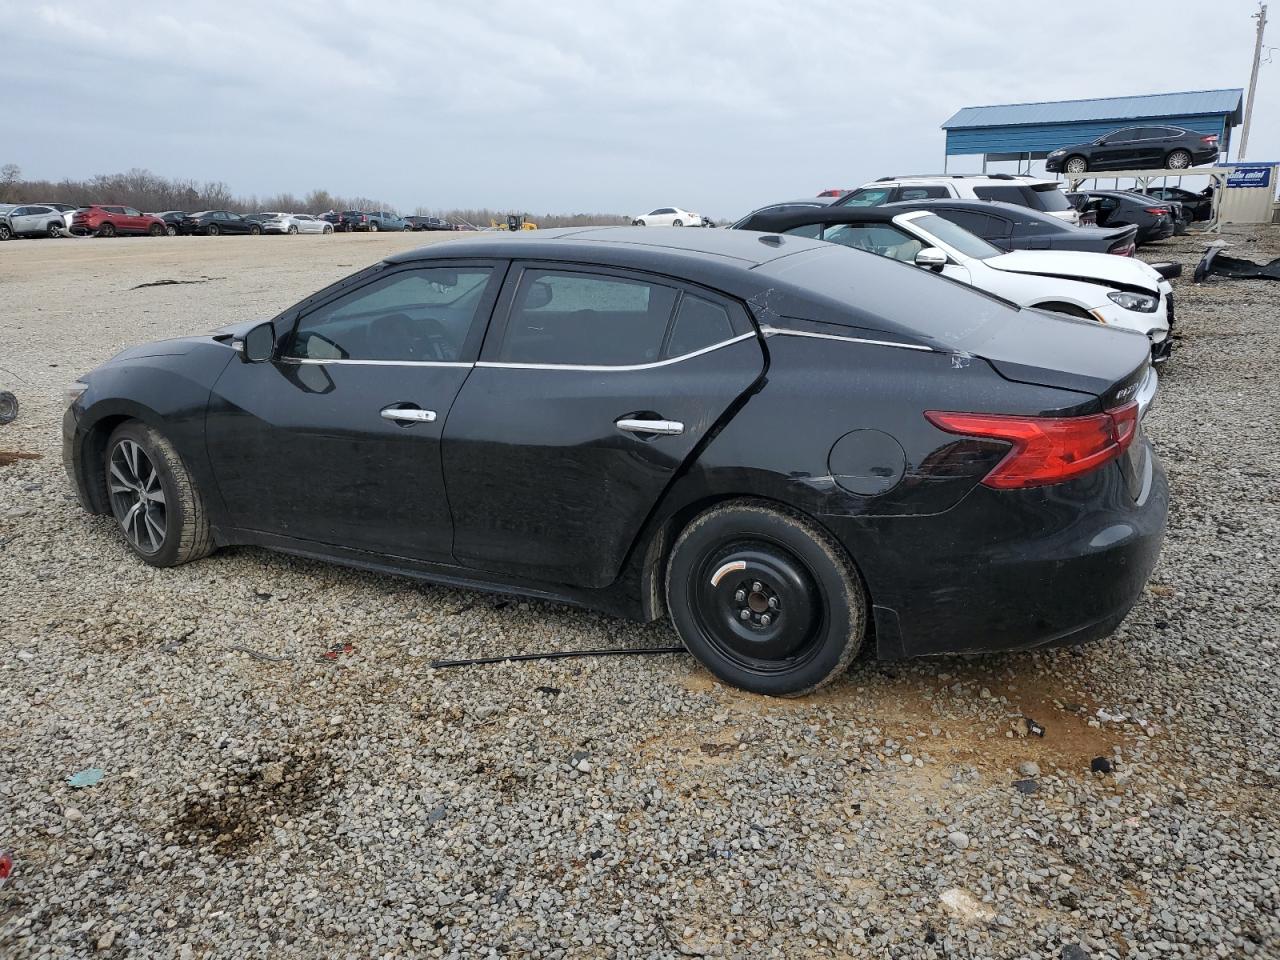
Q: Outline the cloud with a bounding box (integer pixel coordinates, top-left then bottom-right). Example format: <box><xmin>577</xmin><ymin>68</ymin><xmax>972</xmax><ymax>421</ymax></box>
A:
<box><xmin>0</xmin><ymin>0</ymin><xmax>1273</xmax><ymax>217</ymax></box>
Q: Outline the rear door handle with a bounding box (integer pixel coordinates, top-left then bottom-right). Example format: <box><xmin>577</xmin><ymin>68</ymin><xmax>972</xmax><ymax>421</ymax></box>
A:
<box><xmin>616</xmin><ymin>417</ymin><xmax>684</xmax><ymax>436</ymax></box>
<box><xmin>380</xmin><ymin>406</ymin><xmax>437</xmax><ymax>424</ymax></box>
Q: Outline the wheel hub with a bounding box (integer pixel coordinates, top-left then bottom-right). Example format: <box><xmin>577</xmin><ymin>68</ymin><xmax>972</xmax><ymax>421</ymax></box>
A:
<box><xmin>697</xmin><ymin>548</ymin><xmax>820</xmax><ymax>663</ymax></box>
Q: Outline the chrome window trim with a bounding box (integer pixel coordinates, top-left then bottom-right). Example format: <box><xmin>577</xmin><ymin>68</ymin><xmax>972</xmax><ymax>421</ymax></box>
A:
<box><xmin>476</xmin><ymin>331</ymin><xmax>756</xmax><ymax>372</ymax></box>
<box><xmin>277</xmin><ymin>357</ymin><xmax>473</xmax><ymax>368</ymax></box>
<box><xmin>759</xmin><ymin>326</ymin><xmax>934</xmax><ymax>353</ymax></box>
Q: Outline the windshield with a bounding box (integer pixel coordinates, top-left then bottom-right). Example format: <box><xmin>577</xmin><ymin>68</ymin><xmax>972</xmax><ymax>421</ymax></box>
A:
<box><xmin>834</xmin><ymin>187</ymin><xmax>894</xmax><ymax>207</ymax></box>
<box><xmin>908</xmin><ymin>213</ymin><xmax>1002</xmax><ymax>259</ymax></box>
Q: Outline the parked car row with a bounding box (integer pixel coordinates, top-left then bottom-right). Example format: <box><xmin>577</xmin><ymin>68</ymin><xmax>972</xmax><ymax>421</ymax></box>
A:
<box><xmin>0</xmin><ymin>203</ymin><xmax>457</xmax><ymax>240</ymax></box>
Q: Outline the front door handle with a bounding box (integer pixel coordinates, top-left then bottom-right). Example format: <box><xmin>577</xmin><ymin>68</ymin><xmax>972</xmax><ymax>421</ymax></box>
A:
<box><xmin>616</xmin><ymin>417</ymin><xmax>684</xmax><ymax>436</ymax></box>
<box><xmin>380</xmin><ymin>405</ymin><xmax>437</xmax><ymax>424</ymax></box>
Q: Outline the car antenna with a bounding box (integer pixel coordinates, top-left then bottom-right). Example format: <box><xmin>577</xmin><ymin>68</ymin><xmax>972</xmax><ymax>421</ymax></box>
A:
<box><xmin>430</xmin><ymin>644</ymin><xmax>687</xmax><ymax>670</ymax></box>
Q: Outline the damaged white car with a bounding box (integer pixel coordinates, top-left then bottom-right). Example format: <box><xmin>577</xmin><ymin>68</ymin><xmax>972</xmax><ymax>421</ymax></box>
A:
<box><xmin>735</xmin><ymin>206</ymin><xmax>1175</xmax><ymax>363</ymax></box>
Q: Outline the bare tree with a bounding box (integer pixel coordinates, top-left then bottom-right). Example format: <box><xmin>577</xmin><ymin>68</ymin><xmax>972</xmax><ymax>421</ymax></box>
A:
<box><xmin>0</xmin><ymin>163</ymin><xmax>20</xmax><ymax>202</ymax></box>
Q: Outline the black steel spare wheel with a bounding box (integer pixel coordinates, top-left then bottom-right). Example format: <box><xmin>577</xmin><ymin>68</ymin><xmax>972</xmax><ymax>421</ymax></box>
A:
<box><xmin>667</xmin><ymin>500</ymin><xmax>866</xmax><ymax>696</ymax></box>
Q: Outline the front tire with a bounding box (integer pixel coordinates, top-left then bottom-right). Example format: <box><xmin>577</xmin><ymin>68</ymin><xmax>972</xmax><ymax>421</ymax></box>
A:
<box><xmin>104</xmin><ymin>422</ymin><xmax>214</xmax><ymax>567</ymax></box>
<box><xmin>206</xmin><ymin>224</ymin><xmax>219</xmax><ymax>236</ymax></box>
<box><xmin>165</xmin><ymin>225</ymin><xmax>177</xmax><ymax>236</ymax></box>
<box><xmin>369</xmin><ymin>221</ymin><xmax>379</xmax><ymax>232</ymax></box>
<box><xmin>1166</xmin><ymin>149</ymin><xmax>1192</xmax><ymax>170</ymax></box>
<box><xmin>47</xmin><ymin>222</ymin><xmax>63</xmax><ymax>239</ymax></box>
<box><xmin>673</xmin><ymin>219</ymin><xmax>683</xmax><ymax>227</ymax></box>
<box><xmin>249</xmin><ymin>224</ymin><xmax>261</xmax><ymax>235</ymax></box>
<box><xmin>666</xmin><ymin>500</ymin><xmax>866</xmax><ymax>696</ymax></box>
<box><xmin>1065</xmin><ymin>155</ymin><xmax>1088</xmax><ymax>174</ymax></box>
<box><xmin>323</xmin><ymin>224</ymin><xmax>333</xmax><ymax>234</ymax></box>
<box><xmin>0</xmin><ymin>223</ymin><xmax>11</xmax><ymax>241</ymax></box>
<box><xmin>635</xmin><ymin>219</ymin><xmax>646</xmax><ymax>226</ymax></box>
<box><xmin>287</xmin><ymin>225</ymin><xmax>298</xmax><ymax>235</ymax></box>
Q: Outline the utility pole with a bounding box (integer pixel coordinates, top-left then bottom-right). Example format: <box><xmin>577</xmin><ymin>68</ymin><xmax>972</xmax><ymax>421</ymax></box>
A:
<box><xmin>1239</xmin><ymin>2</ymin><xmax>1268</xmax><ymax>159</ymax></box>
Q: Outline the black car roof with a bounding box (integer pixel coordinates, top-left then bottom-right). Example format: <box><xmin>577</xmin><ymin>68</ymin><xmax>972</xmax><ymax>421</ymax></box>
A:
<box><xmin>385</xmin><ymin>225</ymin><xmax>837</xmax><ymax>269</ymax></box>
<box><xmin>883</xmin><ymin>197</ymin><xmax>1072</xmax><ymax>229</ymax></box>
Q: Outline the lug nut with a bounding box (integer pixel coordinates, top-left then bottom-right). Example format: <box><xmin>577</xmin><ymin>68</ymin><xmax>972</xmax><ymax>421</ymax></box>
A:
<box><xmin>734</xmin><ymin>589</ymin><xmax>746</xmax><ymax>603</ymax></box>
<box><xmin>759</xmin><ymin>614</ymin><xmax>772</xmax><ymax>627</ymax></box>
<box><xmin>739</xmin><ymin>609</ymin><xmax>751</xmax><ymax>621</ymax></box>
<box><xmin>767</xmin><ymin>596</ymin><xmax>779</xmax><ymax>610</ymax></box>
<box><xmin>752</xmin><ymin>581</ymin><xmax>763</xmax><ymax>593</ymax></box>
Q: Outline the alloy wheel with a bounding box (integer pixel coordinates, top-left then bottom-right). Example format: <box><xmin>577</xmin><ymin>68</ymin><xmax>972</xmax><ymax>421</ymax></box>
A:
<box><xmin>1167</xmin><ymin>150</ymin><xmax>1191</xmax><ymax>170</ymax></box>
<box><xmin>108</xmin><ymin>439</ymin><xmax>167</xmax><ymax>555</ymax></box>
<box><xmin>1066</xmin><ymin>157</ymin><xmax>1087</xmax><ymax>174</ymax></box>
<box><xmin>0</xmin><ymin>224</ymin><xmax>10</xmax><ymax>241</ymax></box>
<box><xmin>48</xmin><ymin>223</ymin><xmax>62</xmax><ymax>239</ymax></box>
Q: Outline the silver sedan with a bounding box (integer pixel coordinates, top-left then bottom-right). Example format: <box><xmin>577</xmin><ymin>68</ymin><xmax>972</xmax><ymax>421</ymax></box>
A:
<box><xmin>262</xmin><ymin>213</ymin><xmax>333</xmax><ymax>235</ymax></box>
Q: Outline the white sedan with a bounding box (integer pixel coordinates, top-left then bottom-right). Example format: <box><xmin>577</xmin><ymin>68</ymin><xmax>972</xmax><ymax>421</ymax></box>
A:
<box><xmin>752</xmin><ymin>208</ymin><xmax>1172</xmax><ymax>362</ymax></box>
<box><xmin>632</xmin><ymin>207</ymin><xmax>703</xmax><ymax>227</ymax></box>
<box><xmin>261</xmin><ymin>213</ymin><xmax>333</xmax><ymax>235</ymax></box>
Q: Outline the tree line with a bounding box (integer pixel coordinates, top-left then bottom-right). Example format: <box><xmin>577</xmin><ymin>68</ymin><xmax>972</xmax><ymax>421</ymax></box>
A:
<box><xmin>0</xmin><ymin>164</ymin><xmax>630</xmax><ymax>228</ymax></box>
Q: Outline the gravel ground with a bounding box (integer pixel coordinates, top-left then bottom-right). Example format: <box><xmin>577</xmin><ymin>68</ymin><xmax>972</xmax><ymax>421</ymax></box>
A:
<box><xmin>1</xmin><ymin>228</ymin><xmax>1278</xmax><ymax>959</ymax></box>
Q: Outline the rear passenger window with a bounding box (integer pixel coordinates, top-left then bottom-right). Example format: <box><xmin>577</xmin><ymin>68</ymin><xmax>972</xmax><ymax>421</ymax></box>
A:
<box><xmin>498</xmin><ymin>270</ymin><xmax>677</xmax><ymax>366</ymax></box>
<box><xmin>288</xmin><ymin>267</ymin><xmax>493</xmax><ymax>362</ymax></box>
<box><xmin>972</xmin><ymin>186</ymin><xmax>1025</xmax><ymax>204</ymax></box>
<box><xmin>898</xmin><ymin>186</ymin><xmax>949</xmax><ymax>201</ymax></box>
<box><xmin>934</xmin><ymin>210</ymin><xmax>993</xmax><ymax>236</ymax></box>
<box><xmin>666</xmin><ymin>295</ymin><xmax>734</xmax><ymax>358</ymax></box>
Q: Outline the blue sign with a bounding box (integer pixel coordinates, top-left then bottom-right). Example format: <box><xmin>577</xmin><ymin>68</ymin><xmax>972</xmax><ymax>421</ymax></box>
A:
<box><xmin>1225</xmin><ymin>165</ymin><xmax>1273</xmax><ymax>188</ymax></box>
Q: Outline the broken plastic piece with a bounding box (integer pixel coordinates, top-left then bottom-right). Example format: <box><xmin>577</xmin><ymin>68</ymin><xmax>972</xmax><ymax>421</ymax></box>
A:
<box><xmin>1194</xmin><ymin>242</ymin><xmax>1280</xmax><ymax>282</ymax></box>
<box><xmin>67</xmin><ymin>767</ymin><xmax>104</xmax><ymax>789</ymax></box>
<box><xmin>0</xmin><ymin>850</ymin><xmax>13</xmax><ymax>885</ymax></box>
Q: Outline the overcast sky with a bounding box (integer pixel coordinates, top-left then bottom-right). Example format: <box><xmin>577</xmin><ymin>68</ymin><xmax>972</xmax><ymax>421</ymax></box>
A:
<box><xmin>2</xmin><ymin>0</ymin><xmax>1275</xmax><ymax>218</ymax></box>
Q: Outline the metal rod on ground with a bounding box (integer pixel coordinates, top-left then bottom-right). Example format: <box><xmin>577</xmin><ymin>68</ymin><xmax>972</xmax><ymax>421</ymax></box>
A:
<box><xmin>1240</xmin><ymin>2</ymin><xmax>1268</xmax><ymax>160</ymax></box>
<box><xmin>430</xmin><ymin>646</ymin><xmax>687</xmax><ymax>669</ymax></box>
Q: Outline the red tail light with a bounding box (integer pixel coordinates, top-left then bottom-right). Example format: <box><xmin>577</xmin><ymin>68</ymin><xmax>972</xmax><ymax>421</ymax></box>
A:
<box><xmin>1201</xmin><ymin>134</ymin><xmax>1218</xmax><ymax>144</ymax></box>
<box><xmin>1108</xmin><ymin>242</ymin><xmax>1136</xmax><ymax>257</ymax></box>
<box><xmin>1144</xmin><ymin>207</ymin><xmax>1169</xmax><ymax>216</ymax></box>
<box><xmin>925</xmin><ymin>402</ymin><xmax>1139</xmax><ymax>489</ymax></box>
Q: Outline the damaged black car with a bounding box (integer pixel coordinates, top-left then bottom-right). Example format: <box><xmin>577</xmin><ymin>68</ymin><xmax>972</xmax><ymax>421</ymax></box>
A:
<box><xmin>62</xmin><ymin>228</ymin><xmax>1167</xmax><ymax>695</ymax></box>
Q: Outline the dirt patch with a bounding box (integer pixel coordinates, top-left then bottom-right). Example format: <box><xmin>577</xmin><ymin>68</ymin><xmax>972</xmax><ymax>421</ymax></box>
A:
<box><xmin>0</xmin><ymin>451</ymin><xmax>41</xmax><ymax>467</ymax></box>
<box><xmin>679</xmin><ymin>658</ymin><xmax>1131</xmax><ymax>781</ymax></box>
<box><xmin>171</xmin><ymin>742</ymin><xmax>336</xmax><ymax>853</ymax></box>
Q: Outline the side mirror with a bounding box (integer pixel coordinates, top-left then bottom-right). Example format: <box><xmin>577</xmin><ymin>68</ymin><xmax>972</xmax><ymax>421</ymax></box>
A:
<box><xmin>239</xmin><ymin>321</ymin><xmax>276</xmax><ymax>363</ymax></box>
<box><xmin>914</xmin><ymin>247</ymin><xmax>947</xmax><ymax>272</ymax></box>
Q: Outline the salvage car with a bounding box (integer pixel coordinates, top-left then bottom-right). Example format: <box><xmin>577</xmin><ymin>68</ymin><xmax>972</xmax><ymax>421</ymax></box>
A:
<box><xmin>147</xmin><ymin>211</ymin><xmax>187</xmax><ymax>236</ymax></box>
<box><xmin>733</xmin><ymin>207</ymin><xmax>1173</xmax><ymax>362</ymax></box>
<box><xmin>70</xmin><ymin>205</ymin><xmax>168</xmax><ymax>238</ymax></box>
<box><xmin>835</xmin><ymin>174</ymin><xmax>1081</xmax><ymax>226</ymax></box>
<box><xmin>177</xmin><ymin>211</ymin><xmax>263</xmax><ymax>236</ymax></box>
<box><xmin>882</xmin><ymin>198</ymin><xmax>1139</xmax><ymax>256</ymax></box>
<box><xmin>1067</xmin><ymin>190</ymin><xmax>1176</xmax><ymax>246</ymax></box>
<box><xmin>1142</xmin><ymin>186</ymin><xmax>1213</xmax><ymax>222</ymax></box>
<box><xmin>631</xmin><ymin>207</ymin><xmax>704</xmax><ymax>227</ymax></box>
<box><xmin>0</xmin><ymin>204</ymin><xmax>68</xmax><ymax>239</ymax></box>
<box><xmin>62</xmin><ymin>227</ymin><xmax>1167</xmax><ymax>696</ymax></box>
<box><xmin>1046</xmin><ymin>126</ymin><xmax>1220</xmax><ymax>174</ymax></box>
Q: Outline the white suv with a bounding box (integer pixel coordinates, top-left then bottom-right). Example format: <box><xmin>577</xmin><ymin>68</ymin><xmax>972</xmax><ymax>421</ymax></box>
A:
<box><xmin>834</xmin><ymin>174</ymin><xmax>1081</xmax><ymax>226</ymax></box>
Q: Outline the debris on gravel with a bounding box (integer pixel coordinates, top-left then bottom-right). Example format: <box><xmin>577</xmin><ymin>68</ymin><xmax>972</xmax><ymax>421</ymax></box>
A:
<box><xmin>1</xmin><ymin>229</ymin><xmax>1278</xmax><ymax>957</ymax></box>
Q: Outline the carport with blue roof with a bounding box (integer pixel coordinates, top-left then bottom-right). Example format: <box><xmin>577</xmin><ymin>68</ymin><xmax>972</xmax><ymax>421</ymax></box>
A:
<box><xmin>942</xmin><ymin>89</ymin><xmax>1244</xmax><ymax>173</ymax></box>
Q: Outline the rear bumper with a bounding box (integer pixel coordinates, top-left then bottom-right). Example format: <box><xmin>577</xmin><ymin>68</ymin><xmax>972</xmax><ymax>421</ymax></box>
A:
<box><xmin>825</xmin><ymin>448</ymin><xmax>1168</xmax><ymax>659</ymax></box>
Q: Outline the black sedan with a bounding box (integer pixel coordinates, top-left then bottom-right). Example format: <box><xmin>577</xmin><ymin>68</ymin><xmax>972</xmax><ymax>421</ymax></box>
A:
<box><xmin>1046</xmin><ymin>125</ymin><xmax>1220</xmax><ymax>174</ymax></box>
<box><xmin>1066</xmin><ymin>191</ymin><xmax>1175</xmax><ymax>245</ymax></box>
<box><xmin>61</xmin><ymin>228</ymin><xmax>1166</xmax><ymax>696</ymax></box>
<box><xmin>882</xmin><ymin>198</ymin><xmax>1139</xmax><ymax>256</ymax></box>
<box><xmin>147</xmin><ymin>211</ymin><xmax>186</xmax><ymax>236</ymax></box>
<box><xmin>178</xmin><ymin>211</ymin><xmax>262</xmax><ymax>236</ymax></box>
<box><xmin>1142</xmin><ymin>186</ymin><xmax>1214</xmax><ymax>223</ymax></box>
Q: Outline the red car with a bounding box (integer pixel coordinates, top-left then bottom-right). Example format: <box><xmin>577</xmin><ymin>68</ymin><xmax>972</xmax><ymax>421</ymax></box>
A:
<box><xmin>70</xmin><ymin>205</ymin><xmax>167</xmax><ymax>238</ymax></box>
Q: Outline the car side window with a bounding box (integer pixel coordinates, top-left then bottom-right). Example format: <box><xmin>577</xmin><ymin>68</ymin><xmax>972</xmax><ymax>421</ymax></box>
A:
<box><xmin>287</xmin><ymin>267</ymin><xmax>494</xmax><ymax>363</ymax></box>
<box><xmin>933</xmin><ymin>210</ymin><xmax>992</xmax><ymax>236</ymax></box>
<box><xmin>665</xmin><ymin>295</ymin><xmax>735</xmax><ymax>358</ymax></box>
<box><xmin>781</xmin><ymin>223</ymin><xmax>823</xmax><ymax>239</ymax></box>
<box><xmin>972</xmin><ymin>186</ymin><xmax>1025</xmax><ymax>204</ymax></box>
<box><xmin>125</xmin><ymin>207</ymin><xmax>140</xmax><ymax>216</ymax></box>
<box><xmin>497</xmin><ymin>270</ymin><xmax>678</xmax><ymax>366</ymax></box>
<box><xmin>10</xmin><ymin>206</ymin><xmax>29</xmax><ymax>216</ymax></box>
<box><xmin>105</xmin><ymin>206</ymin><xmax>126</xmax><ymax>214</ymax></box>
<box><xmin>898</xmin><ymin>186</ymin><xmax>948</xmax><ymax>201</ymax></box>
<box><xmin>819</xmin><ymin>224</ymin><xmax>923</xmax><ymax>263</ymax></box>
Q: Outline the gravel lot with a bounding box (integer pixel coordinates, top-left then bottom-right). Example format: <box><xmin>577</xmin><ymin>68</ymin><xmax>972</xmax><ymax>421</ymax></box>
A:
<box><xmin>1</xmin><ymin>228</ymin><xmax>1278</xmax><ymax>959</ymax></box>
